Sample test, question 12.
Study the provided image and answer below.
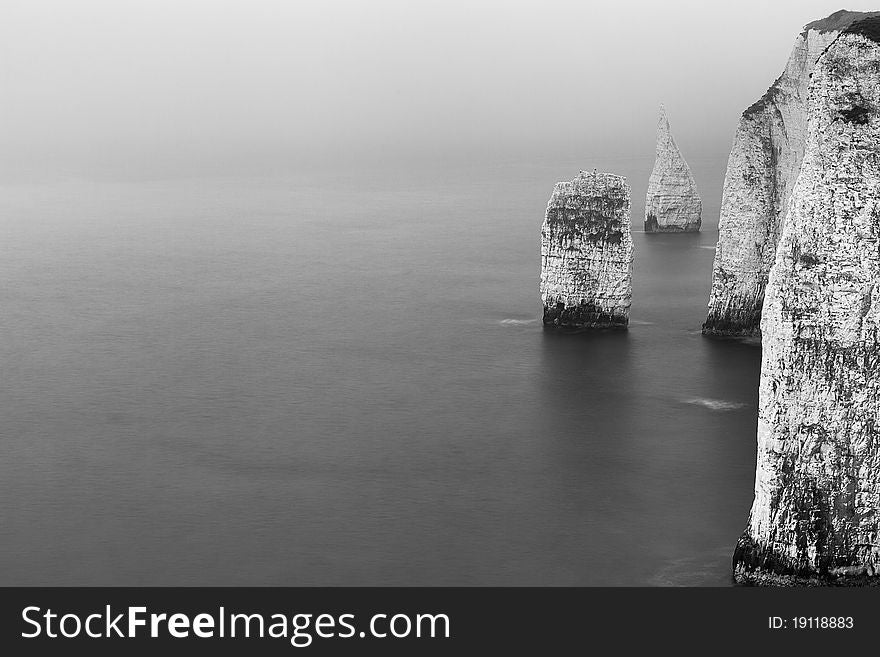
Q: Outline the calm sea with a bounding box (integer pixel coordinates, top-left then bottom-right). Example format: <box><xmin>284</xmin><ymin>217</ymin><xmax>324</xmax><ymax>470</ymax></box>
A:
<box><xmin>0</xmin><ymin>155</ymin><xmax>760</xmax><ymax>585</ymax></box>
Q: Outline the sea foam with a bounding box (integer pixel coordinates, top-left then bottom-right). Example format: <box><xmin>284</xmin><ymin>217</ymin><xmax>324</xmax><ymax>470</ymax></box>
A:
<box><xmin>684</xmin><ymin>397</ymin><xmax>746</xmax><ymax>411</ymax></box>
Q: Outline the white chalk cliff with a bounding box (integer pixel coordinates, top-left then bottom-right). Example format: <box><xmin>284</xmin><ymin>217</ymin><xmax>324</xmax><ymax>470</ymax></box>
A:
<box><xmin>540</xmin><ymin>171</ymin><xmax>633</xmax><ymax>329</ymax></box>
<box><xmin>703</xmin><ymin>10</ymin><xmax>879</xmax><ymax>337</ymax></box>
<box><xmin>733</xmin><ymin>17</ymin><xmax>880</xmax><ymax>585</ymax></box>
<box><xmin>644</xmin><ymin>105</ymin><xmax>701</xmax><ymax>232</ymax></box>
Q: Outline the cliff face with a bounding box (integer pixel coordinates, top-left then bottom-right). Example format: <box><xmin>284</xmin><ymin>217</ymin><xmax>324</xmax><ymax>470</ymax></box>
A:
<box><xmin>540</xmin><ymin>171</ymin><xmax>633</xmax><ymax>329</ymax></box>
<box><xmin>703</xmin><ymin>10</ymin><xmax>878</xmax><ymax>337</ymax></box>
<box><xmin>733</xmin><ymin>20</ymin><xmax>880</xmax><ymax>585</ymax></box>
<box><xmin>644</xmin><ymin>105</ymin><xmax>702</xmax><ymax>232</ymax></box>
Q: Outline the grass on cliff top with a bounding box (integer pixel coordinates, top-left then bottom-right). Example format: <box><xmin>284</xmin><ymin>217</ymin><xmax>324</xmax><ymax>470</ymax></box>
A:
<box><xmin>845</xmin><ymin>15</ymin><xmax>880</xmax><ymax>43</ymax></box>
<box><xmin>803</xmin><ymin>9</ymin><xmax>880</xmax><ymax>34</ymax></box>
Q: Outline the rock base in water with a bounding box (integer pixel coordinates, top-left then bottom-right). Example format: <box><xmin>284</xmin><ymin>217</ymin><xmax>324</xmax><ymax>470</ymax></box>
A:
<box><xmin>541</xmin><ymin>301</ymin><xmax>628</xmax><ymax>330</ymax></box>
<box><xmin>733</xmin><ymin>533</ymin><xmax>880</xmax><ymax>586</ymax></box>
<box><xmin>702</xmin><ymin>296</ymin><xmax>764</xmax><ymax>338</ymax></box>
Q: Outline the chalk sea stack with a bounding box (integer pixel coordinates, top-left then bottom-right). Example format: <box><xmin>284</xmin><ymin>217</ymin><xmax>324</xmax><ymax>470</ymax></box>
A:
<box><xmin>703</xmin><ymin>9</ymin><xmax>880</xmax><ymax>337</ymax></box>
<box><xmin>644</xmin><ymin>105</ymin><xmax>702</xmax><ymax>233</ymax></box>
<box><xmin>540</xmin><ymin>171</ymin><xmax>633</xmax><ymax>330</ymax></box>
<box><xmin>733</xmin><ymin>17</ymin><xmax>880</xmax><ymax>585</ymax></box>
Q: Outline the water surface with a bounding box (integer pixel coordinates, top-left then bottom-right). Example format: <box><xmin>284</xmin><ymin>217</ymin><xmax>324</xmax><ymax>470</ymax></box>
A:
<box><xmin>0</xmin><ymin>158</ymin><xmax>760</xmax><ymax>585</ymax></box>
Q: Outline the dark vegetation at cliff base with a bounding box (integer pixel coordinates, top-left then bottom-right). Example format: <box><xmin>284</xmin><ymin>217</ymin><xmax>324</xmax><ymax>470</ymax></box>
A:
<box><xmin>542</xmin><ymin>300</ymin><xmax>628</xmax><ymax>331</ymax></box>
<box><xmin>733</xmin><ymin>533</ymin><xmax>880</xmax><ymax>586</ymax></box>
<box><xmin>702</xmin><ymin>311</ymin><xmax>763</xmax><ymax>338</ymax></box>
<box><xmin>703</xmin><ymin>271</ymin><xmax>767</xmax><ymax>337</ymax></box>
<box><xmin>643</xmin><ymin>215</ymin><xmax>701</xmax><ymax>233</ymax></box>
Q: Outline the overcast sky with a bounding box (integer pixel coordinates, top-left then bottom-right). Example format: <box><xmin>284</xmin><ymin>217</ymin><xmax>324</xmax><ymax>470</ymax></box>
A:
<box><xmin>0</xmin><ymin>1</ymin><xmax>874</xmax><ymax>175</ymax></box>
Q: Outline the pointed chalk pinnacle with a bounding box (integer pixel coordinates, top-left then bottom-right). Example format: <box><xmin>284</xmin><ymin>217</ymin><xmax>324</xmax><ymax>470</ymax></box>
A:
<box><xmin>644</xmin><ymin>105</ymin><xmax>701</xmax><ymax>233</ymax></box>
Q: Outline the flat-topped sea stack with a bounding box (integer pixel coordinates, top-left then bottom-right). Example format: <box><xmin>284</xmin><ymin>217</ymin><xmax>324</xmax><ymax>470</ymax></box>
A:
<box><xmin>644</xmin><ymin>105</ymin><xmax>702</xmax><ymax>233</ymax></box>
<box><xmin>703</xmin><ymin>9</ymin><xmax>880</xmax><ymax>337</ymax></box>
<box><xmin>733</xmin><ymin>18</ymin><xmax>880</xmax><ymax>585</ymax></box>
<box><xmin>540</xmin><ymin>170</ymin><xmax>633</xmax><ymax>330</ymax></box>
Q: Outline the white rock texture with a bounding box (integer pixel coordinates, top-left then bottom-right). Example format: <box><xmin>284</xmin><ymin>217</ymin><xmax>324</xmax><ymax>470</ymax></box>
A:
<box><xmin>703</xmin><ymin>10</ymin><xmax>879</xmax><ymax>337</ymax></box>
<box><xmin>733</xmin><ymin>18</ymin><xmax>880</xmax><ymax>585</ymax></box>
<box><xmin>644</xmin><ymin>105</ymin><xmax>701</xmax><ymax>232</ymax></box>
<box><xmin>540</xmin><ymin>171</ymin><xmax>633</xmax><ymax>329</ymax></box>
